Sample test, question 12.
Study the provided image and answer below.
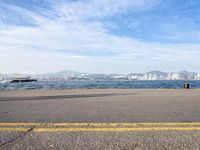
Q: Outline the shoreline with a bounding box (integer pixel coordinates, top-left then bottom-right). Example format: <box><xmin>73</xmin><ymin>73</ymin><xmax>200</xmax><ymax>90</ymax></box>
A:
<box><xmin>0</xmin><ymin>88</ymin><xmax>200</xmax><ymax>91</ymax></box>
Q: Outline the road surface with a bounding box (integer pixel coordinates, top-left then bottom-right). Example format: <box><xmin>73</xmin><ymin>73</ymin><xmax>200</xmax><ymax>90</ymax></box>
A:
<box><xmin>1</xmin><ymin>89</ymin><xmax>200</xmax><ymax>149</ymax></box>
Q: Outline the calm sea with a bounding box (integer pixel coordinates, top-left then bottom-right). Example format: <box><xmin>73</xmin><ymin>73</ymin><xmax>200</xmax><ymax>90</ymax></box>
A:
<box><xmin>0</xmin><ymin>80</ymin><xmax>200</xmax><ymax>90</ymax></box>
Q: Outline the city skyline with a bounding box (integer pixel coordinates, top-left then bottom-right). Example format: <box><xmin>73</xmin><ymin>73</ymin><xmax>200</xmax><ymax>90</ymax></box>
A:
<box><xmin>1</xmin><ymin>70</ymin><xmax>200</xmax><ymax>81</ymax></box>
<box><xmin>1</xmin><ymin>0</ymin><xmax>200</xmax><ymax>73</ymax></box>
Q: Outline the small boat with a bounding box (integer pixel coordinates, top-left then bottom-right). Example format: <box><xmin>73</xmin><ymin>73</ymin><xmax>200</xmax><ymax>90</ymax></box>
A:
<box><xmin>10</xmin><ymin>77</ymin><xmax>37</xmax><ymax>83</ymax></box>
<box><xmin>1</xmin><ymin>77</ymin><xmax>37</xmax><ymax>83</ymax></box>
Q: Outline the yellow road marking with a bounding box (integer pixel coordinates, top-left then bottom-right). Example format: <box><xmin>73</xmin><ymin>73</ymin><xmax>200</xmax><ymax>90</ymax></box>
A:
<box><xmin>0</xmin><ymin>128</ymin><xmax>31</xmax><ymax>132</ymax></box>
<box><xmin>1</xmin><ymin>127</ymin><xmax>200</xmax><ymax>132</ymax></box>
<box><xmin>1</xmin><ymin>123</ymin><xmax>200</xmax><ymax>132</ymax></box>
<box><xmin>33</xmin><ymin>127</ymin><xmax>200</xmax><ymax>132</ymax></box>
<box><xmin>1</xmin><ymin>122</ymin><xmax>200</xmax><ymax>127</ymax></box>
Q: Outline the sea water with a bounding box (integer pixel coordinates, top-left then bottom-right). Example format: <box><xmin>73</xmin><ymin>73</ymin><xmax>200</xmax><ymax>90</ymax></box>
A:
<box><xmin>1</xmin><ymin>80</ymin><xmax>200</xmax><ymax>90</ymax></box>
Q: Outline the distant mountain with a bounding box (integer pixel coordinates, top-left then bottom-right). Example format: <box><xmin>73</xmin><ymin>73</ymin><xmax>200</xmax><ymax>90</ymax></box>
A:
<box><xmin>128</xmin><ymin>73</ymin><xmax>143</xmax><ymax>75</ymax></box>
<box><xmin>178</xmin><ymin>70</ymin><xmax>196</xmax><ymax>74</ymax></box>
<box><xmin>87</xmin><ymin>74</ymin><xmax>110</xmax><ymax>80</ymax></box>
<box><xmin>40</xmin><ymin>70</ymin><xmax>89</xmax><ymax>78</ymax></box>
<box><xmin>146</xmin><ymin>70</ymin><xmax>167</xmax><ymax>75</ymax></box>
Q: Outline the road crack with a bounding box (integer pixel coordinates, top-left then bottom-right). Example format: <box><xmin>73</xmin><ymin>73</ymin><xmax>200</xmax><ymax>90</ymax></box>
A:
<box><xmin>0</xmin><ymin>127</ymin><xmax>34</xmax><ymax>147</ymax></box>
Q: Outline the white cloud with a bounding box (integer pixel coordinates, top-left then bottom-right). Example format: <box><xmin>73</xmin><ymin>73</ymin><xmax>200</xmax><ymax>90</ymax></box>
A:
<box><xmin>0</xmin><ymin>0</ymin><xmax>200</xmax><ymax>73</ymax></box>
<box><xmin>57</xmin><ymin>0</ymin><xmax>160</xmax><ymax>20</ymax></box>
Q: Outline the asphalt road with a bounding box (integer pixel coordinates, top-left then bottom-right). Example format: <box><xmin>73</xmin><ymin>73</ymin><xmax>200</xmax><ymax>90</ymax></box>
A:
<box><xmin>1</xmin><ymin>89</ymin><xmax>200</xmax><ymax>149</ymax></box>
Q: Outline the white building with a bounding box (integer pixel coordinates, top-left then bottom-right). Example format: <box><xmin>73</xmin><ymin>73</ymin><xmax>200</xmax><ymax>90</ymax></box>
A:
<box><xmin>195</xmin><ymin>73</ymin><xmax>200</xmax><ymax>80</ymax></box>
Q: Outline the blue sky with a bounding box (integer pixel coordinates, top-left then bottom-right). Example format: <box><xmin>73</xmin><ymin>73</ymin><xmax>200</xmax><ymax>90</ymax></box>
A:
<box><xmin>0</xmin><ymin>0</ymin><xmax>200</xmax><ymax>74</ymax></box>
